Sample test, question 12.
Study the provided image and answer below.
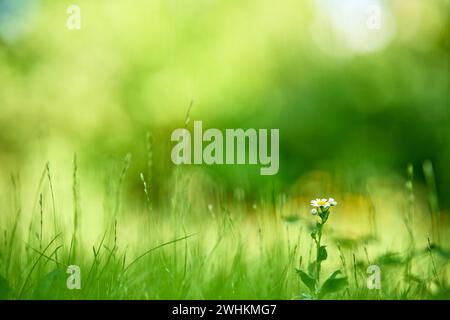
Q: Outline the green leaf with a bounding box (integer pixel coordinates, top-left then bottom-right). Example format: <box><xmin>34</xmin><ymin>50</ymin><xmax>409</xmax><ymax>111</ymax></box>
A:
<box><xmin>318</xmin><ymin>270</ymin><xmax>348</xmax><ymax>299</ymax></box>
<box><xmin>307</xmin><ymin>261</ymin><xmax>316</xmax><ymax>277</ymax></box>
<box><xmin>295</xmin><ymin>269</ymin><xmax>316</xmax><ymax>293</ymax></box>
<box><xmin>32</xmin><ymin>268</ymin><xmax>66</xmax><ymax>299</ymax></box>
<box><xmin>321</xmin><ymin>210</ymin><xmax>330</xmax><ymax>223</ymax></box>
<box><xmin>377</xmin><ymin>251</ymin><xmax>403</xmax><ymax>265</ymax></box>
<box><xmin>0</xmin><ymin>276</ymin><xmax>12</xmax><ymax>299</ymax></box>
<box><xmin>318</xmin><ymin>246</ymin><xmax>327</xmax><ymax>262</ymax></box>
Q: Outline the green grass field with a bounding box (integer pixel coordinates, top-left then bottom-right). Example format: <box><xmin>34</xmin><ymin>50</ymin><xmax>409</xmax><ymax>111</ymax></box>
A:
<box><xmin>1</xmin><ymin>155</ymin><xmax>449</xmax><ymax>300</ymax></box>
<box><xmin>0</xmin><ymin>0</ymin><xmax>448</xmax><ymax>302</ymax></box>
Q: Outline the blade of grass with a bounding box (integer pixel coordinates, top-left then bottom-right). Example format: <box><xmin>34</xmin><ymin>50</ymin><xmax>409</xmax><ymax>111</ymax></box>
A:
<box><xmin>18</xmin><ymin>233</ymin><xmax>62</xmax><ymax>298</ymax></box>
<box><xmin>124</xmin><ymin>233</ymin><xmax>197</xmax><ymax>273</ymax></box>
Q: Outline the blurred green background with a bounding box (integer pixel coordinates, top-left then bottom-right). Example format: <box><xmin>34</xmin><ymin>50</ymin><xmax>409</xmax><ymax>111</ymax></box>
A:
<box><xmin>0</xmin><ymin>0</ymin><xmax>449</xmax><ymax>207</ymax></box>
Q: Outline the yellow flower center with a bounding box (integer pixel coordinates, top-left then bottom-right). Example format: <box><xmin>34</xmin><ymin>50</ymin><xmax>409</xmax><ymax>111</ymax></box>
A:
<box><xmin>317</xmin><ymin>200</ymin><xmax>327</xmax><ymax>206</ymax></box>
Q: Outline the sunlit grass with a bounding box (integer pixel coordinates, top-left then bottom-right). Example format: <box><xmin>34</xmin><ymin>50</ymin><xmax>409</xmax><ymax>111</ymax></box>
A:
<box><xmin>0</xmin><ymin>155</ymin><xmax>449</xmax><ymax>300</ymax></box>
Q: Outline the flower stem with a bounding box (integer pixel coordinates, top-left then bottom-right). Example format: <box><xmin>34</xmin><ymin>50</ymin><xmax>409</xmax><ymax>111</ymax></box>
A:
<box><xmin>315</xmin><ymin>222</ymin><xmax>323</xmax><ymax>283</ymax></box>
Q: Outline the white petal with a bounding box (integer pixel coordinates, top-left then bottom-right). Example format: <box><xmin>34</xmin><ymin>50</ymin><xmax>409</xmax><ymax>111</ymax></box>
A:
<box><xmin>328</xmin><ymin>198</ymin><xmax>337</xmax><ymax>206</ymax></box>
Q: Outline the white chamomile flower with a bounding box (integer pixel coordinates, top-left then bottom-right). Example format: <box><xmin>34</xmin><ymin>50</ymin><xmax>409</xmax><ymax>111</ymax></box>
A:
<box><xmin>310</xmin><ymin>198</ymin><xmax>329</xmax><ymax>208</ymax></box>
<box><xmin>311</xmin><ymin>208</ymin><xmax>318</xmax><ymax>215</ymax></box>
<box><xmin>328</xmin><ymin>198</ymin><xmax>337</xmax><ymax>206</ymax></box>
